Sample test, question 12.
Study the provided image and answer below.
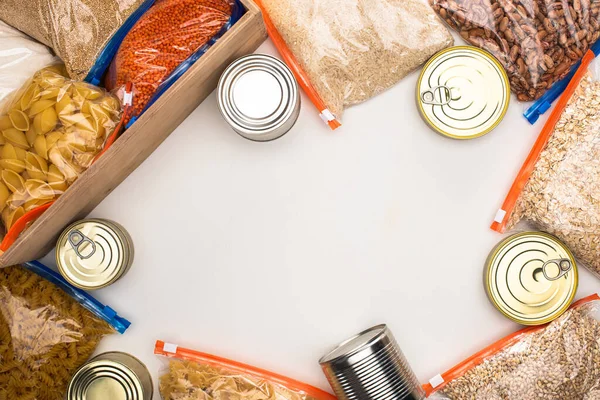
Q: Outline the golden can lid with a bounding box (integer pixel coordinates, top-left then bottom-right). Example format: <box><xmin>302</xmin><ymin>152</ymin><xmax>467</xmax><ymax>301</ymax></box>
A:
<box><xmin>56</xmin><ymin>218</ymin><xmax>134</xmax><ymax>290</ymax></box>
<box><xmin>417</xmin><ymin>46</ymin><xmax>510</xmax><ymax>140</ymax></box>
<box><xmin>485</xmin><ymin>232</ymin><xmax>578</xmax><ymax>326</ymax></box>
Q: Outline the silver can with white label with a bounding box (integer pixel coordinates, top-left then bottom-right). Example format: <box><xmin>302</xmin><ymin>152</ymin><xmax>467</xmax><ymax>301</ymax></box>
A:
<box><xmin>320</xmin><ymin>325</ymin><xmax>425</xmax><ymax>400</ymax></box>
<box><xmin>217</xmin><ymin>54</ymin><xmax>300</xmax><ymax>141</ymax></box>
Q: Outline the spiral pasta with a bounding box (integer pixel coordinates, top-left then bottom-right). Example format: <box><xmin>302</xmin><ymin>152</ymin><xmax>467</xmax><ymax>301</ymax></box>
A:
<box><xmin>0</xmin><ymin>265</ymin><xmax>115</xmax><ymax>400</ymax></box>
<box><xmin>0</xmin><ymin>64</ymin><xmax>121</xmax><ymax>232</ymax></box>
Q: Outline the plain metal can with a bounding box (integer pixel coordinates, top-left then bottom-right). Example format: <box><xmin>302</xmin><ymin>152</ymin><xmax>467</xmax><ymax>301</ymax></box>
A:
<box><xmin>66</xmin><ymin>352</ymin><xmax>153</xmax><ymax>400</ymax></box>
<box><xmin>319</xmin><ymin>325</ymin><xmax>425</xmax><ymax>400</ymax></box>
<box><xmin>217</xmin><ymin>54</ymin><xmax>300</xmax><ymax>142</ymax></box>
<box><xmin>485</xmin><ymin>231</ymin><xmax>578</xmax><ymax>326</ymax></box>
<box><xmin>56</xmin><ymin>218</ymin><xmax>134</xmax><ymax>290</ymax></box>
<box><xmin>417</xmin><ymin>46</ymin><xmax>510</xmax><ymax>140</ymax></box>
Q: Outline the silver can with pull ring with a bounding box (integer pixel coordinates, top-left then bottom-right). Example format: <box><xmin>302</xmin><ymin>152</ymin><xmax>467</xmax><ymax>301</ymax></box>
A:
<box><xmin>56</xmin><ymin>218</ymin><xmax>134</xmax><ymax>290</ymax></box>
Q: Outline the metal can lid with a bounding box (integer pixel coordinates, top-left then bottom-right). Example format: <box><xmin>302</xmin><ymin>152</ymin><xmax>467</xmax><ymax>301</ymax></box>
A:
<box><xmin>56</xmin><ymin>219</ymin><xmax>133</xmax><ymax>290</ymax></box>
<box><xmin>217</xmin><ymin>54</ymin><xmax>300</xmax><ymax>142</ymax></box>
<box><xmin>319</xmin><ymin>324</ymin><xmax>392</xmax><ymax>369</ymax></box>
<box><xmin>417</xmin><ymin>46</ymin><xmax>510</xmax><ymax>140</ymax></box>
<box><xmin>485</xmin><ymin>232</ymin><xmax>578</xmax><ymax>326</ymax></box>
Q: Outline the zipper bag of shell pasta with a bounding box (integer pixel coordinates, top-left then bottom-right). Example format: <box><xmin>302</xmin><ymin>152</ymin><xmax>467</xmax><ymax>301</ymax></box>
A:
<box><xmin>430</xmin><ymin>0</ymin><xmax>600</xmax><ymax>103</ymax></box>
<box><xmin>0</xmin><ymin>65</ymin><xmax>133</xmax><ymax>252</ymax></box>
<box><xmin>106</xmin><ymin>0</ymin><xmax>244</xmax><ymax>127</ymax></box>
<box><xmin>424</xmin><ymin>294</ymin><xmax>600</xmax><ymax>399</ymax></box>
<box><xmin>254</xmin><ymin>0</ymin><xmax>453</xmax><ymax>129</ymax></box>
<box><xmin>0</xmin><ymin>0</ymin><xmax>156</xmax><ymax>83</ymax></box>
<box><xmin>155</xmin><ymin>340</ymin><xmax>337</xmax><ymax>400</ymax></box>
<box><xmin>0</xmin><ymin>261</ymin><xmax>131</xmax><ymax>399</ymax></box>
<box><xmin>491</xmin><ymin>50</ymin><xmax>600</xmax><ymax>279</ymax></box>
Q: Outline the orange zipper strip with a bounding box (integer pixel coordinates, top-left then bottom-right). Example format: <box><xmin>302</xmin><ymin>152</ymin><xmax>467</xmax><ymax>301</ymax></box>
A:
<box><xmin>155</xmin><ymin>340</ymin><xmax>337</xmax><ymax>400</ymax></box>
<box><xmin>491</xmin><ymin>50</ymin><xmax>596</xmax><ymax>233</ymax></box>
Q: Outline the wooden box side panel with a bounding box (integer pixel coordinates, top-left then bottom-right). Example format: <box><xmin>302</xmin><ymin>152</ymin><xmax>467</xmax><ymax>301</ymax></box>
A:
<box><xmin>0</xmin><ymin>2</ymin><xmax>266</xmax><ymax>267</ymax></box>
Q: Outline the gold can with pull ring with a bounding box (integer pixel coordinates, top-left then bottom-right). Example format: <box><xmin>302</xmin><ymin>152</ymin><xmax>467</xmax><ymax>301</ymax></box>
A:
<box><xmin>56</xmin><ymin>218</ymin><xmax>134</xmax><ymax>290</ymax></box>
<box><xmin>485</xmin><ymin>232</ymin><xmax>578</xmax><ymax>326</ymax></box>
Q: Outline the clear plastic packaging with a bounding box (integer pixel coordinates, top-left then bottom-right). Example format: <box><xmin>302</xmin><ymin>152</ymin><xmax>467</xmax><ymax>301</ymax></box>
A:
<box><xmin>255</xmin><ymin>0</ymin><xmax>454</xmax><ymax>128</ymax></box>
<box><xmin>0</xmin><ymin>261</ymin><xmax>131</xmax><ymax>399</ymax></box>
<box><xmin>0</xmin><ymin>21</ymin><xmax>59</xmax><ymax>108</ymax></box>
<box><xmin>430</xmin><ymin>0</ymin><xmax>600</xmax><ymax>102</ymax></box>
<box><xmin>155</xmin><ymin>340</ymin><xmax>337</xmax><ymax>400</ymax></box>
<box><xmin>425</xmin><ymin>294</ymin><xmax>600</xmax><ymax>399</ymax></box>
<box><xmin>0</xmin><ymin>0</ymin><xmax>155</xmax><ymax>82</ymax></box>
<box><xmin>0</xmin><ymin>65</ymin><xmax>125</xmax><ymax>251</ymax></box>
<box><xmin>492</xmin><ymin>50</ymin><xmax>600</xmax><ymax>279</ymax></box>
<box><xmin>106</xmin><ymin>0</ymin><xmax>243</xmax><ymax>126</ymax></box>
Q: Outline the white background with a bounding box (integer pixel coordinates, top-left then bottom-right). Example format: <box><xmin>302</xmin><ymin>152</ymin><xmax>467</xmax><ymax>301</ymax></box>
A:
<box><xmin>40</xmin><ymin>39</ymin><xmax>600</xmax><ymax>399</ymax></box>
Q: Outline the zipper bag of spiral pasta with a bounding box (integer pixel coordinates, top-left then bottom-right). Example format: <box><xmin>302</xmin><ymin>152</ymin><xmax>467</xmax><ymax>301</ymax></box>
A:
<box><xmin>0</xmin><ymin>260</ymin><xmax>131</xmax><ymax>400</ymax></box>
<box><xmin>155</xmin><ymin>340</ymin><xmax>336</xmax><ymax>400</ymax></box>
<box><xmin>254</xmin><ymin>0</ymin><xmax>453</xmax><ymax>129</ymax></box>
<box><xmin>424</xmin><ymin>294</ymin><xmax>600</xmax><ymax>399</ymax></box>
<box><xmin>491</xmin><ymin>50</ymin><xmax>600</xmax><ymax>279</ymax></box>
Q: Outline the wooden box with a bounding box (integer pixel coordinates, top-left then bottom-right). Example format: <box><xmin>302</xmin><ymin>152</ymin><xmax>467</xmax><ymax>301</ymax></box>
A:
<box><xmin>0</xmin><ymin>0</ymin><xmax>266</xmax><ymax>267</ymax></box>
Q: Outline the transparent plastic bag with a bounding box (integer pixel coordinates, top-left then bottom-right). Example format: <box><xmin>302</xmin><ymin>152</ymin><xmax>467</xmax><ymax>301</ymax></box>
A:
<box><xmin>0</xmin><ymin>261</ymin><xmax>131</xmax><ymax>400</ymax></box>
<box><xmin>155</xmin><ymin>340</ymin><xmax>337</xmax><ymax>400</ymax></box>
<box><xmin>424</xmin><ymin>294</ymin><xmax>600</xmax><ymax>399</ymax></box>
<box><xmin>430</xmin><ymin>0</ymin><xmax>600</xmax><ymax>102</ymax></box>
<box><xmin>492</xmin><ymin>50</ymin><xmax>600</xmax><ymax>278</ymax></box>
<box><xmin>106</xmin><ymin>0</ymin><xmax>242</xmax><ymax>125</ymax></box>
<box><xmin>0</xmin><ymin>0</ymin><xmax>155</xmax><ymax>82</ymax></box>
<box><xmin>255</xmin><ymin>0</ymin><xmax>453</xmax><ymax>128</ymax></box>
<box><xmin>0</xmin><ymin>21</ymin><xmax>59</xmax><ymax>108</ymax></box>
<box><xmin>0</xmin><ymin>65</ymin><xmax>125</xmax><ymax>251</ymax></box>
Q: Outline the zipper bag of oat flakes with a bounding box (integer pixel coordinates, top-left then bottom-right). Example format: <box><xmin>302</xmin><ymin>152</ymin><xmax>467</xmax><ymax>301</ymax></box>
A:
<box><xmin>254</xmin><ymin>0</ymin><xmax>454</xmax><ymax>129</ymax></box>
<box><xmin>424</xmin><ymin>294</ymin><xmax>600</xmax><ymax>399</ymax></box>
<box><xmin>155</xmin><ymin>340</ymin><xmax>337</xmax><ymax>400</ymax></box>
<box><xmin>491</xmin><ymin>49</ymin><xmax>600</xmax><ymax>279</ymax></box>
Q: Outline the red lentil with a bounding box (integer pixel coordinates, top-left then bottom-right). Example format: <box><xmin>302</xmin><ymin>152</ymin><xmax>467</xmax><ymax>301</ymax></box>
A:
<box><xmin>107</xmin><ymin>0</ymin><xmax>232</xmax><ymax>118</ymax></box>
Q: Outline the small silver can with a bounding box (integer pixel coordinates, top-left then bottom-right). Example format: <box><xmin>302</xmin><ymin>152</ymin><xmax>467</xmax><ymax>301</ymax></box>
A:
<box><xmin>56</xmin><ymin>218</ymin><xmax>134</xmax><ymax>290</ymax></box>
<box><xmin>66</xmin><ymin>352</ymin><xmax>153</xmax><ymax>400</ymax></box>
<box><xmin>217</xmin><ymin>54</ymin><xmax>300</xmax><ymax>141</ymax></box>
<box><xmin>320</xmin><ymin>325</ymin><xmax>425</xmax><ymax>400</ymax></box>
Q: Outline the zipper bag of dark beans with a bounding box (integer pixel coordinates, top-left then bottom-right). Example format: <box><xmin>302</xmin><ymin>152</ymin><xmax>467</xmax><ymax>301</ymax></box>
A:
<box><xmin>0</xmin><ymin>0</ymin><xmax>156</xmax><ymax>83</ymax></box>
<box><xmin>0</xmin><ymin>261</ymin><xmax>131</xmax><ymax>399</ymax></box>
<box><xmin>429</xmin><ymin>0</ymin><xmax>600</xmax><ymax>102</ymax></box>
<box><xmin>105</xmin><ymin>0</ymin><xmax>244</xmax><ymax>127</ymax></box>
<box><xmin>155</xmin><ymin>340</ymin><xmax>336</xmax><ymax>400</ymax></box>
<box><xmin>423</xmin><ymin>294</ymin><xmax>600</xmax><ymax>399</ymax></box>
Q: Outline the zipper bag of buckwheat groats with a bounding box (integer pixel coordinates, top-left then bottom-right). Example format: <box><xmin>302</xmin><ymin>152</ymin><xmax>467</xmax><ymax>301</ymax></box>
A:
<box><xmin>491</xmin><ymin>50</ymin><xmax>600</xmax><ymax>279</ymax></box>
<box><xmin>430</xmin><ymin>0</ymin><xmax>600</xmax><ymax>102</ymax></box>
<box><xmin>0</xmin><ymin>0</ymin><xmax>156</xmax><ymax>83</ymax></box>
<box><xmin>0</xmin><ymin>261</ymin><xmax>131</xmax><ymax>399</ymax></box>
<box><xmin>423</xmin><ymin>294</ymin><xmax>600</xmax><ymax>399</ymax></box>
<box><xmin>155</xmin><ymin>340</ymin><xmax>337</xmax><ymax>400</ymax></box>
<box><xmin>254</xmin><ymin>0</ymin><xmax>453</xmax><ymax>129</ymax></box>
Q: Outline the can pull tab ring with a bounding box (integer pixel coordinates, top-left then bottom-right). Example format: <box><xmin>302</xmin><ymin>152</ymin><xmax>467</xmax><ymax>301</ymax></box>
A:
<box><xmin>542</xmin><ymin>258</ymin><xmax>572</xmax><ymax>281</ymax></box>
<box><xmin>421</xmin><ymin>85</ymin><xmax>453</xmax><ymax>106</ymax></box>
<box><xmin>68</xmin><ymin>229</ymin><xmax>96</xmax><ymax>260</ymax></box>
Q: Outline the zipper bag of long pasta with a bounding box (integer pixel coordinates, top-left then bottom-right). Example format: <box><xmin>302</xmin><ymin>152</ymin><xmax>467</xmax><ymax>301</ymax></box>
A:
<box><xmin>155</xmin><ymin>340</ymin><xmax>337</xmax><ymax>400</ymax></box>
<box><xmin>424</xmin><ymin>294</ymin><xmax>600</xmax><ymax>399</ymax></box>
<box><xmin>254</xmin><ymin>0</ymin><xmax>454</xmax><ymax>129</ymax></box>
<box><xmin>0</xmin><ymin>260</ymin><xmax>131</xmax><ymax>399</ymax></box>
<box><xmin>491</xmin><ymin>50</ymin><xmax>600</xmax><ymax>279</ymax></box>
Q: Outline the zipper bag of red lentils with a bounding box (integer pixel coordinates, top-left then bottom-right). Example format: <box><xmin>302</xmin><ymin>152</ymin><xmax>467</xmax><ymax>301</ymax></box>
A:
<box><xmin>105</xmin><ymin>0</ymin><xmax>245</xmax><ymax>127</ymax></box>
<box><xmin>0</xmin><ymin>65</ymin><xmax>132</xmax><ymax>252</ymax></box>
<box><xmin>155</xmin><ymin>340</ymin><xmax>337</xmax><ymax>400</ymax></box>
<box><xmin>424</xmin><ymin>294</ymin><xmax>600</xmax><ymax>399</ymax></box>
<box><xmin>254</xmin><ymin>0</ymin><xmax>453</xmax><ymax>129</ymax></box>
<box><xmin>491</xmin><ymin>50</ymin><xmax>600</xmax><ymax>280</ymax></box>
<box><xmin>0</xmin><ymin>260</ymin><xmax>131</xmax><ymax>399</ymax></box>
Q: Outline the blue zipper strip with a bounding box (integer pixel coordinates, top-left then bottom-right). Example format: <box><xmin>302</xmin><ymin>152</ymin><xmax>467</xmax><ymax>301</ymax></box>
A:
<box><xmin>23</xmin><ymin>261</ymin><xmax>131</xmax><ymax>334</ymax></box>
<box><xmin>126</xmin><ymin>0</ymin><xmax>245</xmax><ymax>128</ymax></box>
<box><xmin>524</xmin><ymin>41</ymin><xmax>600</xmax><ymax>124</ymax></box>
<box><xmin>84</xmin><ymin>0</ymin><xmax>156</xmax><ymax>86</ymax></box>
